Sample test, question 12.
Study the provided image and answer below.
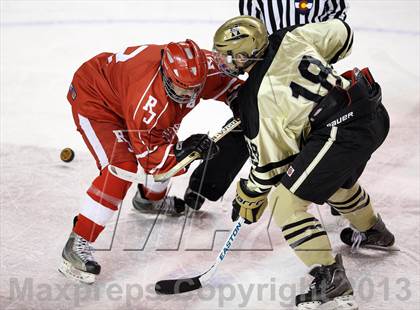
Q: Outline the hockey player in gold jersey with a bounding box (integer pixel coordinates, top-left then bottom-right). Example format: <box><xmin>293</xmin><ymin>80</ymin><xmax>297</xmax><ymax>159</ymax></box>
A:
<box><xmin>213</xmin><ymin>16</ymin><xmax>395</xmax><ymax>309</ymax></box>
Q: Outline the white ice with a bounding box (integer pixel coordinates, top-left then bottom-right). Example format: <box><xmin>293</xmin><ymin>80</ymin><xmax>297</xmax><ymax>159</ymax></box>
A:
<box><xmin>1</xmin><ymin>1</ymin><xmax>419</xmax><ymax>309</ymax></box>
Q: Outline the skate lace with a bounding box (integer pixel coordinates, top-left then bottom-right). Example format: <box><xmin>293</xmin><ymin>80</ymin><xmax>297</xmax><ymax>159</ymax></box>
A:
<box><xmin>351</xmin><ymin>229</ymin><xmax>366</xmax><ymax>252</ymax></box>
<box><xmin>162</xmin><ymin>196</ymin><xmax>175</xmax><ymax>210</ymax></box>
<box><xmin>151</xmin><ymin>196</ymin><xmax>174</xmax><ymax>211</ymax></box>
<box><xmin>308</xmin><ymin>267</ymin><xmax>328</xmax><ymax>291</ymax></box>
<box><xmin>155</xmin><ymin>196</ymin><xmax>185</xmax><ymax>214</ymax></box>
<box><xmin>74</xmin><ymin>235</ymin><xmax>95</xmax><ymax>263</ymax></box>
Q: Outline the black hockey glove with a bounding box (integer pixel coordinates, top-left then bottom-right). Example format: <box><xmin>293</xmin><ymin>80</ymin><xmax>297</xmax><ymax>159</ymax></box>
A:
<box><xmin>174</xmin><ymin>134</ymin><xmax>219</xmax><ymax>162</ymax></box>
<box><xmin>231</xmin><ymin>179</ymin><xmax>269</xmax><ymax>224</ymax></box>
<box><xmin>227</xmin><ymin>96</ymin><xmax>241</xmax><ymax>119</ymax></box>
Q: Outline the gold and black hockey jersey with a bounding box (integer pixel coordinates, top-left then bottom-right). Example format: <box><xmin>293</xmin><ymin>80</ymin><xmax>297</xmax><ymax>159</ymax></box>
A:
<box><xmin>237</xmin><ymin>19</ymin><xmax>354</xmax><ymax>193</ymax></box>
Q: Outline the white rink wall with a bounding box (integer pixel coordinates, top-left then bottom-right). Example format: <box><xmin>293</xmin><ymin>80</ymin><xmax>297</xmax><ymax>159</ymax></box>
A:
<box><xmin>2</xmin><ymin>1</ymin><xmax>419</xmax><ymax>152</ymax></box>
<box><xmin>1</xmin><ymin>1</ymin><xmax>239</xmax><ymax>153</ymax></box>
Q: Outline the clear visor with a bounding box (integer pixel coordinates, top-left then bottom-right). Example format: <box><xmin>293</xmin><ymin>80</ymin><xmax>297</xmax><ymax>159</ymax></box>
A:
<box><xmin>212</xmin><ymin>50</ymin><xmax>240</xmax><ymax>77</ymax></box>
<box><xmin>163</xmin><ymin>73</ymin><xmax>202</xmax><ymax>105</ymax></box>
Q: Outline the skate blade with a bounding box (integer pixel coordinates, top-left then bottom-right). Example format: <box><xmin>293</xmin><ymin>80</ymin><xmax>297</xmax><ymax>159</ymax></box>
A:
<box><xmin>297</xmin><ymin>295</ymin><xmax>358</xmax><ymax>310</ymax></box>
<box><xmin>58</xmin><ymin>258</ymin><xmax>96</xmax><ymax>284</ymax></box>
<box><xmin>334</xmin><ymin>216</ymin><xmax>348</xmax><ymax>228</ymax></box>
<box><xmin>363</xmin><ymin>244</ymin><xmax>400</xmax><ymax>252</ymax></box>
<box><xmin>133</xmin><ymin>205</ymin><xmax>184</xmax><ymax>216</ymax></box>
<box><xmin>133</xmin><ymin>207</ymin><xmax>183</xmax><ymax>216</ymax></box>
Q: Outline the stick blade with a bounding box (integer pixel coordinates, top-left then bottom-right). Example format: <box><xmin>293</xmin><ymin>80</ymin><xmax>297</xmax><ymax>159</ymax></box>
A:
<box><xmin>107</xmin><ymin>165</ymin><xmax>146</xmax><ymax>183</ymax></box>
<box><xmin>155</xmin><ymin>276</ymin><xmax>202</xmax><ymax>295</ymax></box>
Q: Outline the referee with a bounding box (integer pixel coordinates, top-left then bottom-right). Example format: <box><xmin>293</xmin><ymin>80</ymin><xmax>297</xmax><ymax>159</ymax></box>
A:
<box><xmin>240</xmin><ymin>0</ymin><xmax>348</xmax><ymax>34</ymax></box>
<box><xmin>184</xmin><ymin>0</ymin><xmax>349</xmax><ymax>213</ymax></box>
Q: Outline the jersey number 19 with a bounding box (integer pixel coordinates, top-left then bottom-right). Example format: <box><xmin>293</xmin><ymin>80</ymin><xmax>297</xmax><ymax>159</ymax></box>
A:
<box><xmin>290</xmin><ymin>55</ymin><xmax>341</xmax><ymax>103</ymax></box>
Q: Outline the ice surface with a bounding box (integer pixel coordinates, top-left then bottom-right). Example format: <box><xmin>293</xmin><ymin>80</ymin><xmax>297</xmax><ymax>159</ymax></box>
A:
<box><xmin>1</xmin><ymin>1</ymin><xmax>419</xmax><ymax>309</ymax></box>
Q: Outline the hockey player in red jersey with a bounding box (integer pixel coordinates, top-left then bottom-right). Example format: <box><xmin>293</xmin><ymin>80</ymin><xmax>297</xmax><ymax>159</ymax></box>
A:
<box><xmin>58</xmin><ymin>39</ymin><xmax>241</xmax><ymax>283</ymax></box>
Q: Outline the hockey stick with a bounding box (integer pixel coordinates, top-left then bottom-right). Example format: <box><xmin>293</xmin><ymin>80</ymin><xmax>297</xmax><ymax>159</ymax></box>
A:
<box><xmin>107</xmin><ymin>165</ymin><xmax>147</xmax><ymax>184</ymax></box>
<box><xmin>153</xmin><ymin>118</ymin><xmax>241</xmax><ymax>182</ymax></box>
<box><xmin>108</xmin><ymin>118</ymin><xmax>241</xmax><ymax>183</ymax></box>
<box><xmin>155</xmin><ymin>217</ymin><xmax>245</xmax><ymax>295</ymax></box>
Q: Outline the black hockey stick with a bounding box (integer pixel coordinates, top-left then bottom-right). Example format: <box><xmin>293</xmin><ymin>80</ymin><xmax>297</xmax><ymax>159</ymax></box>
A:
<box><xmin>155</xmin><ymin>217</ymin><xmax>245</xmax><ymax>294</ymax></box>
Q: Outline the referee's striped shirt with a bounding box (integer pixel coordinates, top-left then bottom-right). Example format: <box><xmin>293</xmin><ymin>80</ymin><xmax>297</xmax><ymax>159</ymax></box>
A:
<box><xmin>239</xmin><ymin>0</ymin><xmax>348</xmax><ymax>34</ymax></box>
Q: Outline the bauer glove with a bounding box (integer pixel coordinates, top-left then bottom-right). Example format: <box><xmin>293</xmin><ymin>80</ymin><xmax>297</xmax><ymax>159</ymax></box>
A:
<box><xmin>231</xmin><ymin>179</ymin><xmax>269</xmax><ymax>224</ymax></box>
<box><xmin>174</xmin><ymin>134</ymin><xmax>219</xmax><ymax>162</ymax></box>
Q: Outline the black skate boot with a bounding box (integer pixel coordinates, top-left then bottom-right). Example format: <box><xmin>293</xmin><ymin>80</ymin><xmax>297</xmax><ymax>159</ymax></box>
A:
<box><xmin>340</xmin><ymin>214</ymin><xmax>395</xmax><ymax>251</ymax></box>
<box><xmin>296</xmin><ymin>255</ymin><xmax>357</xmax><ymax>310</ymax></box>
<box><xmin>132</xmin><ymin>184</ymin><xmax>185</xmax><ymax>215</ymax></box>
<box><xmin>58</xmin><ymin>231</ymin><xmax>101</xmax><ymax>284</ymax></box>
<box><xmin>330</xmin><ymin>206</ymin><xmax>340</xmax><ymax>216</ymax></box>
<box><xmin>184</xmin><ymin>187</ymin><xmax>205</xmax><ymax>210</ymax></box>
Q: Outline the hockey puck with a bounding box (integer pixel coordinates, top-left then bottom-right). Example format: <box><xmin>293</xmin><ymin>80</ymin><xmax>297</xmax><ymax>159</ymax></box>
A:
<box><xmin>60</xmin><ymin>148</ymin><xmax>75</xmax><ymax>163</ymax></box>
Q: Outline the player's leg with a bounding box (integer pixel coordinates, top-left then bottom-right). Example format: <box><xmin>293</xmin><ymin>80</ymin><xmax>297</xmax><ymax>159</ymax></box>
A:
<box><xmin>59</xmin><ymin>116</ymin><xmax>137</xmax><ymax>283</ymax></box>
<box><xmin>132</xmin><ymin>126</ymin><xmax>231</xmax><ymax>213</ymax></box>
<box><xmin>271</xmin><ymin>184</ymin><xmax>335</xmax><ymax>266</ymax></box>
<box><xmin>328</xmin><ymin>182</ymin><xmax>395</xmax><ymax>250</ymax></box>
<box><xmin>281</xmin><ymin>70</ymin><xmax>390</xmax><ymax>308</ymax></box>
<box><xmin>184</xmin><ymin>121</ymin><xmax>249</xmax><ymax>210</ymax></box>
<box><xmin>132</xmin><ymin>177</ymin><xmax>186</xmax><ymax>214</ymax></box>
<box><xmin>271</xmin><ymin>183</ymin><xmax>354</xmax><ymax>309</ymax></box>
<box><xmin>59</xmin><ymin>79</ymin><xmax>137</xmax><ymax>283</ymax></box>
<box><xmin>329</xmin><ymin>180</ymin><xmax>376</xmax><ymax>231</ymax></box>
<box><xmin>327</xmin><ymin>96</ymin><xmax>394</xmax><ymax>250</ymax></box>
<box><xmin>277</xmin><ymin>127</ymin><xmax>357</xmax><ymax>308</ymax></box>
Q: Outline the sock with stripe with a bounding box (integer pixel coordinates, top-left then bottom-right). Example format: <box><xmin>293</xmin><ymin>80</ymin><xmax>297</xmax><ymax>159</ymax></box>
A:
<box><xmin>272</xmin><ymin>184</ymin><xmax>335</xmax><ymax>267</ymax></box>
<box><xmin>73</xmin><ymin>161</ymin><xmax>137</xmax><ymax>242</ymax></box>
<box><xmin>139</xmin><ymin>184</ymin><xmax>167</xmax><ymax>201</ymax></box>
<box><xmin>328</xmin><ymin>182</ymin><xmax>377</xmax><ymax>232</ymax></box>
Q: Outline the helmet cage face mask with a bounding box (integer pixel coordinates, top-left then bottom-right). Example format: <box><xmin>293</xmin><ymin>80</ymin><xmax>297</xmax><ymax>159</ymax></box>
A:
<box><xmin>162</xmin><ymin>71</ymin><xmax>202</xmax><ymax>105</ymax></box>
<box><xmin>213</xmin><ymin>16</ymin><xmax>268</xmax><ymax>77</ymax></box>
<box><xmin>162</xmin><ymin>39</ymin><xmax>208</xmax><ymax>105</ymax></box>
<box><xmin>212</xmin><ymin>50</ymin><xmax>243</xmax><ymax>77</ymax></box>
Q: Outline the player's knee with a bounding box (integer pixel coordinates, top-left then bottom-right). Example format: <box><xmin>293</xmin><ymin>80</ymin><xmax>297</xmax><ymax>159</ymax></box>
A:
<box><xmin>111</xmin><ymin>161</ymin><xmax>138</xmax><ymax>173</ymax></box>
<box><xmin>271</xmin><ymin>184</ymin><xmax>310</xmax><ymax>228</ymax></box>
<box><xmin>88</xmin><ymin>161</ymin><xmax>137</xmax><ymax>208</ymax></box>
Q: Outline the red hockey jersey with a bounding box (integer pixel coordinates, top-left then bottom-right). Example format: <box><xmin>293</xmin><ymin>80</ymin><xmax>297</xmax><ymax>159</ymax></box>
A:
<box><xmin>70</xmin><ymin>44</ymin><xmax>241</xmax><ymax>174</ymax></box>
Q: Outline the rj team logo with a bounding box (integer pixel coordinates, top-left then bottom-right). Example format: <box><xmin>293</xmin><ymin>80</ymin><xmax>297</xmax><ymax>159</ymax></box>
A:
<box><xmin>295</xmin><ymin>0</ymin><xmax>313</xmax><ymax>13</ymax></box>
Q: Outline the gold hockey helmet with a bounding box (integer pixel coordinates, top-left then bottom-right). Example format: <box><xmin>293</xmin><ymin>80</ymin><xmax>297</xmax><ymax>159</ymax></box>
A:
<box><xmin>213</xmin><ymin>15</ymin><xmax>269</xmax><ymax>77</ymax></box>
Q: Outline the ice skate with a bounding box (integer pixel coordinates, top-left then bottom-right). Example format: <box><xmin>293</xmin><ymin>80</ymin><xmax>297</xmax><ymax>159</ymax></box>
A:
<box><xmin>340</xmin><ymin>214</ymin><xmax>396</xmax><ymax>251</ymax></box>
<box><xmin>296</xmin><ymin>255</ymin><xmax>357</xmax><ymax>310</ymax></box>
<box><xmin>330</xmin><ymin>206</ymin><xmax>340</xmax><ymax>216</ymax></box>
<box><xmin>132</xmin><ymin>185</ymin><xmax>186</xmax><ymax>215</ymax></box>
<box><xmin>184</xmin><ymin>187</ymin><xmax>205</xmax><ymax>210</ymax></box>
<box><xmin>58</xmin><ymin>231</ymin><xmax>101</xmax><ymax>284</ymax></box>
